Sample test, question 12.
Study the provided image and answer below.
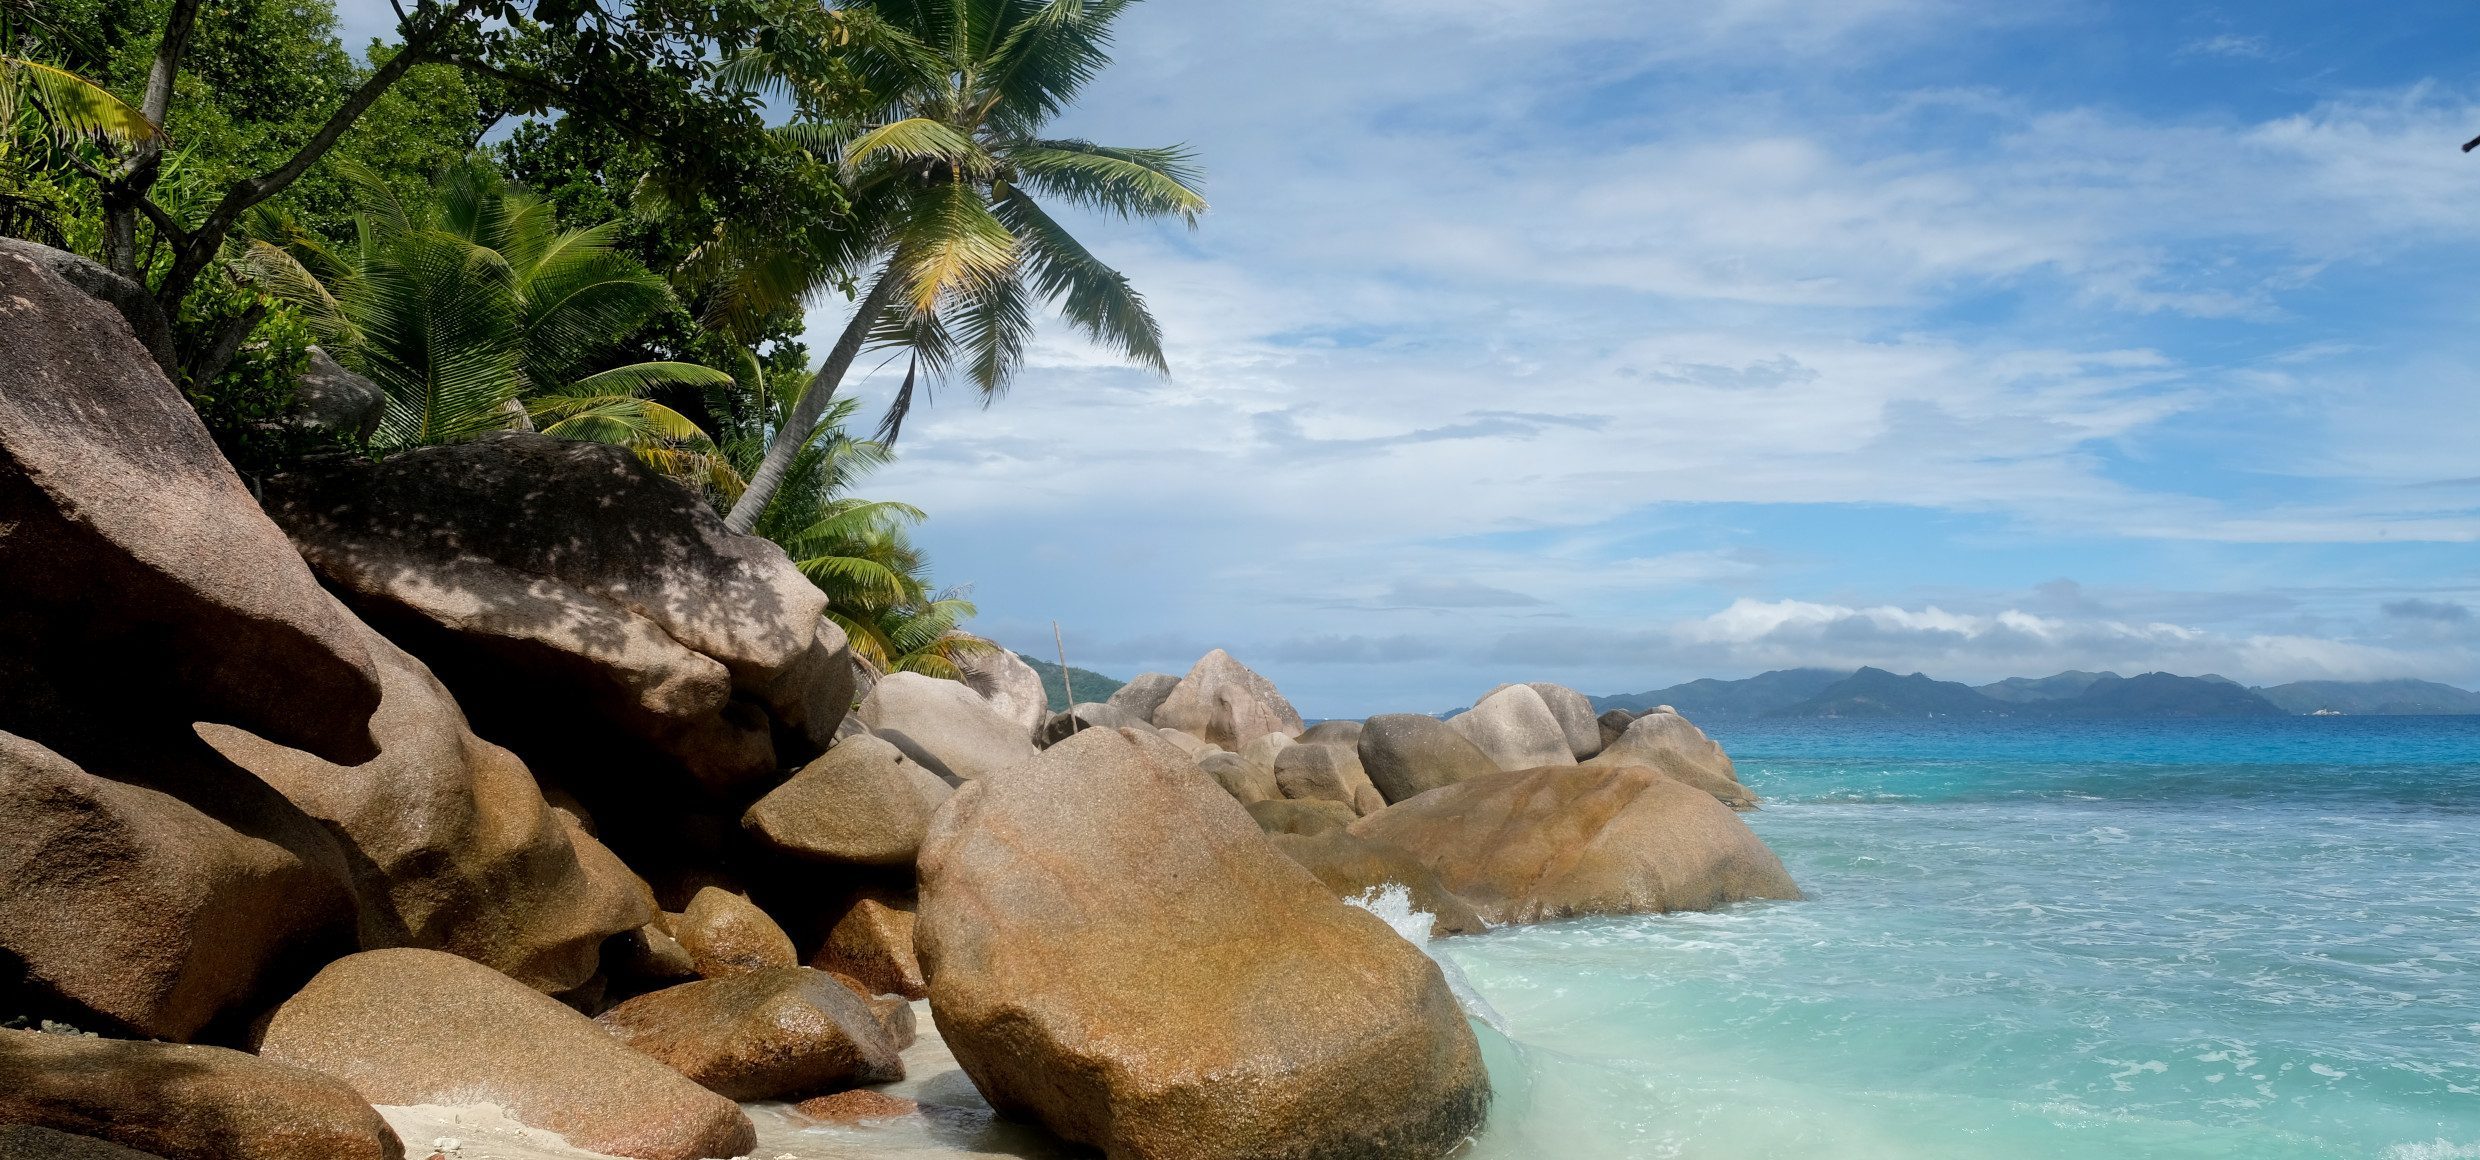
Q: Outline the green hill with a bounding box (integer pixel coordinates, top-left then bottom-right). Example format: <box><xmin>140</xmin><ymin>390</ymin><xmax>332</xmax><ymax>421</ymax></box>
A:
<box><xmin>1014</xmin><ymin>652</ymin><xmax>1127</xmax><ymax>712</ymax></box>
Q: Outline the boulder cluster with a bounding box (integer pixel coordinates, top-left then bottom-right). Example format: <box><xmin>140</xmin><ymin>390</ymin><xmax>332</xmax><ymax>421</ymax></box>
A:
<box><xmin>0</xmin><ymin>238</ymin><xmax>1799</xmax><ymax>1160</ymax></box>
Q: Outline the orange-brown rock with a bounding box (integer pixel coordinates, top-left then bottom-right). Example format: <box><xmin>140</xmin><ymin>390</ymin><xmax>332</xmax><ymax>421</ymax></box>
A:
<box><xmin>0</xmin><ymin>1125</ymin><xmax>167</xmax><ymax>1160</ymax></box>
<box><xmin>1273</xmin><ymin>742</ymin><xmax>1385</xmax><ymax>815</ymax></box>
<box><xmin>821</xmin><ymin>971</ymin><xmax>917</xmax><ymax>1049</ymax></box>
<box><xmin>676</xmin><ymin>887</ymin><xmax>797</xmax><ymax>978</ymax></box>
<box><xmin>1267</xmin><ymin>828</ymin><xmax>1488</xmax><ymax>937</ymax></box>
<box><xmin>200</xmin><ymin>625</ymin><xmax>649</xmax><ymax>993</ymax></box>
<box><xmin>1583</xmin><ymin>709</ymin><xmax>1756</xmax><ymax>808</ymax></box>
<box><xmin>1357</xmin><ymin>713</ymin><xmax>1500</xmax><ymax>804</ymax></box>
<box><xmin>809</xmin><ymin>896</ymin><xmax>925</xmax><ymax>1000</ymax></box>
<box><xmin>255</xmin><ymin>949</ymin><xmax>753</xmax><ymax>1160</ymax></box>
<box><xmin>1148</xmin><ymin>649</ymin><xmax>1303</xmax><ymax>750</ymax></box>
<box><xmin>741</xmin><ymin>735</ymin><xmax>950</xmax><ymax>868</ymax></box>
<box><xmin>0</xmin><ymin>1028</ymin><xmax>402</xmax><ymax>1160</ymax></box>
<box><xmin>1350</xmin><ymin>764</ymin><xmax>1800</xmax><ymax>926</ymax></box>
<box><xmin>595</xmin><ymin>968</ymin><xmax>902</xmax><ymax>1101</ymax></box>
<box><xmin>794</xmin><ymin>1089</ymin><xmax>918</xmax><ymax>1124</ymax></box>
<box><xmin>916</xmin><ymin>727</ymin><xmax>1488</xmax><ymax>1159</ymax></box>
<box><xmin>1245</xmin><ymin>796</ymin><xmax>1358</xmax><ymax>837</ymax></box>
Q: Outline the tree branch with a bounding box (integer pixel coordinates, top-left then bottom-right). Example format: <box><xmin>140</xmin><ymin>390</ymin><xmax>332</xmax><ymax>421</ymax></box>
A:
<box><xmin>183</xmin><ymin>300</ymin><xmax>266</xmax><ymax>387</ymax></box>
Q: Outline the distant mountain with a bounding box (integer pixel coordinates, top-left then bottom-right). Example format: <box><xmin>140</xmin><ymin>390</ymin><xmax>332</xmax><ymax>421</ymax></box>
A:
<box><xmin>1770</xmin><ymin>667</ymin><xmax>2011</xmax><ymax>718</ymax></box>
<box><xmin>2046</xmin><ymin>672</ymin><xmax>2284</xmax><ymax>718</ymax></box>
<box><xmin>1014</xmin><ymin>653</ymin><xmax>1127</xmax><ymax>712</ymax></box>
<box><xmin>1592</xmin><ymin>668</ymin><xmax>1851</xmax><ymax>718</ymax></box>
<box><xmin>2256</xmin><ymin>679</ymin><xmax>2480</xmax><ymax>716</ymax></box>
<box><xmin>1978</xmin><ymin>671</ymin><xmax>2116</xmax><ymax>703</ymax></box>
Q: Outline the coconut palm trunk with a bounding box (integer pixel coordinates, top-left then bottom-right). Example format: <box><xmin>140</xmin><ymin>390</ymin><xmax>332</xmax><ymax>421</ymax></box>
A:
<box><xmin>726</xmin><ymin>266</ymin><xmax>902</xmax><ymax>534</ymax></box>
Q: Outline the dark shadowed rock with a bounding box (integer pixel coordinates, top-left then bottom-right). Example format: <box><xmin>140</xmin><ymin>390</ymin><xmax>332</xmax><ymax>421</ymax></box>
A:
<box><xmin>1358</xmin><ymin>713</ymin><xmax>1501</xmax><ymax>804</ymax></box>
<box><xmin>1584</xmin><ymin>710</ymin><xmax>1755</xmax><ymax>809</ymax></box>
<box><xmin>0</xmin><ymin>240</ymin><xmax>380</xmax><ymax>763</ymax></box>
<box><xmin>1037</xmin><ymin>700</ymin><xmax>1139</xmax><ymax>747</ymax></box>
<box><xmin>1526</xmin><ymin>682</ymin><xmax>1604</xmax><ymax>760</ymax></box>
<box><xmin>677</xmin><ymin>887</ymin><xmax>798</xmax><ymax>978</ymax></box>
<box><xmin>1150</xmin><ymin>649</ymin><xmax>1304</xmax><ymax>750</ymax></box>
<box><xmin>256</xmin><ymin>948</ymin><xmax>753</xmax><ymax>1160</ymax></box>
<box><xmin>952</xmin><ymin>643</ymin><xmax>1048</xmax><ymax>739</ymax></box>
<box><xmin>0</xmin><ymin>1125</ymin><xmax>168</xmax><ymax>1160</ymax></box>
<box><xmin>0</xmin><ymin>239</ymin><xmax>174</xmax><ymax>377</ymax></box>
<box><xmin>1274</xmin><ymin>742</ymin><xmax>1385</xmax><ymax>815</ymax></box>
<box><xmin>742</xmin><ymin>735</ymin><xmax>951</xmax><ymax>868</ymax></box>
<box><xmin>609</xmin><ymin>924</ymin><xmax>699</xmax><ymax>990</ymax></box>
<box><xmin>290</xmin><ymin>348</ymin><xmax>382</xmax><ymax>442</ymax></box>
<box><xmin>809</xmin><ymin>895</ymin><xmax>925</xmax><ymax>1000</ymax></box>
<box><xmin>1597</xmin><ymin>708</ymin><xmax>1637</xmax><ymax>750</ymax></box>
<box><xmin>1266</xmin><ymin>829</ymin><xmax>1488</xmax><ymax>937</ymax></box>
<box><xmin>1450</xmin><ymin>684</ymin><xmax>1575</xmax><ymax>771</ymax></box>
<box><xmin>1104</xmin><ymin>672</ymin><xmax>1180</xmax><ymax>723</ymax></box>
<box><xmin>263</xmin><ymin>433</ymin><xmax>853</xmax><ymax>794</ymax></box>
<box><xmin>0</xmin><ymin>1028</ymin><xmax>402</xmax><ymax>1160</ymax></box>
<box><xmin>200</xmin><ymin>625</ymin><xmax>650</xmax><ymax>994</ymax></box>
<box><xmin>1198</xmin><ymin>750</ymin><xmax>1278</xmax><ymax>804</ymax></box>
<box><xmin>1350</xmin><ymin>764</ymin><xmax>1800</xmax><ymax>926</ymax></box>
<box><xmin>1246</xmin><ymin>797</ymin><xmax>1360</xmax><ymax>836</ymax></box>
<box><xmin>858</xmin><ymin>671</ymin><xmax>1040</xmax><ymax>781</ymax></box>
<box><xmin>0</xmin><ymin>730</ymin><xmax>355</xmax><ymax>1041</ymax></box>
<box><xmin>596</xmin><ymin>968</ymin><xmax>902</xmax><ymax>1101</ymax></box>
<box><xmin>918</xmin><ymin>727</ymin><xmax>1489</xmax><ymax>1159</ymax></box>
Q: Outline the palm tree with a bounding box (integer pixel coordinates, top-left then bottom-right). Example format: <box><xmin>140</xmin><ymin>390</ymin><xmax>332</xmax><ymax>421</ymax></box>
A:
<box><xmin>240</xmin><ymin>162</ymin><xmax>737</xmax><ymax>486</ymax></box>
<box><xmin>718</xmin><ymin>0</ymin><xmax>1206</xmax><ymax>533</ymax></box>
<box><xmin>1</xmin><ymin>57</ymin><xmax>157</xmax><ymax>156</ymax></box>
<box><xmin>719</xmin><ymin>353</ymin><xmax>993</xmax><ymax>677</ymax></box>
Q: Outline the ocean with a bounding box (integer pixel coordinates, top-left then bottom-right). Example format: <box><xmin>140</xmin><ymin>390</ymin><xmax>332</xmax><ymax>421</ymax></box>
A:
<box><xmin>1448</xmin><ymin>716</ymin><xmax>2480</xmax><ymax>1159</ymax></box>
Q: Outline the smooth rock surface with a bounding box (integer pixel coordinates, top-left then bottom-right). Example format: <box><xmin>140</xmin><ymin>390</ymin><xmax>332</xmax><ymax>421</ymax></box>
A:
<box><xmin>1349</xmin><ymin>764</ymin><xmax>1801</xmax><ymax>926</ymax></box>
<box><xmin>1267</xmin><ymin>829</ymin><xmax>1488</xmax><ymax>937</ymax></box>
<box><xmin>256</xmin><ymin>949</ymin><xmax>753</xmax><ymax>1160</ymax></box>
<box><xmin>1526</xmin><ymin>682</ymin><xmax>1605</xmax><ymax>760</ymax></box>
<box><xmin>1357</xmin><ymin>713</ymin><xmax>1501</xmax><ymax>804</ymax></box>
<box><xmin>951</xmin><ymin>645</ymin><xmax>1047</xmax><ymax>740</ymax></box>
<box><xmin>596</xmin><ymin>968</ymin><xmax>902</xmax><ymax>1101</ymax></box>
<box><xmin>1245</xmin><ymin>797</ymin><xmax>1361</xmax><ymax>836</ymax></box>
<box><xmin>677</xmin><ymin>888</ymin><xmax>799</xmax><ymax>978</ymax></box>
<box><xmin>810</xmin><ymin>896</ymin><xmax>926</xmax><ymax>1001</ymax></box>
<box><xmin>0</xmin><ymin>1028</ymin><xmax>403</xmax><ymax>1160</ymax></box>
<box><xmin>1035</xmin><ymin>701</ymin><xmax>1137</xmax><ymax>747</ymax></box>
<box><xmin>1584</xmin><ymin>710</ymin><xmax>1756</xmax><ymax>809</ymax></box>
<box><xmin>1597</xmin><ymin>708</ymin><xmax>1637</xmax><ymax>750</ymax></box>
<box><xmin>1103</xmin><ymin>672</ymin><xmax>1180</xmax><ymax>723</ymax></box>
<box><xmin>292</xmin><ymin>347</ymin><xmax>384</xmax><ymax>442</ymax></box>
<box><xmin>916</xmin><ymin>727</ymin><xmax>1488</xmax><ymax>1159</ymax></box>
<box><xmin>1197</xmin><ymin>750</ymin><xmax>1278</xmax><ymax>804</ymax></box>
<box><xmin>1273</xmin><ymin>742</ymin><xmax>1385</xmax><ymax>815</ymax></box>
<box><xmin>743</xmin><ymin>736</ymin><xmax>951</xmax><ymax>868</ymax></box>
<box><xmin>858</xmin><ymin>672</ymin><xmax>1040</xmax><ymax>782</ymax></box>
<box><xmin>200</xmin><ymin>625</ymin><xmax>649</xmax><ymax>993</ymax></box>
<box><xmin>0</xmin><ymin>1125</ymin><xmax>167</xmax><ymax>1160</ymax></box>
<box><xmin>1295</xmin><ymin>720</ymin><xmax>1363</xmax><ymax>747</ymax></box>
<box><xmin>1450</xmin><ymin>685</ymin><xmax>1576</xmax><ymax>772</ymax></box>
<box><xmin>1148</xmin><ymin>650</ymin><xmax>1304</xmax><ymax>751</ymax></box>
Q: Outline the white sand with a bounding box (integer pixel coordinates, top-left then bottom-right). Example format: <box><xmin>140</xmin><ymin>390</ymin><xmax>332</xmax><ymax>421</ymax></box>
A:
<box><xmin>379</xmin><ymin>1002</ymin><xmax>1083</xmax><ymax>1160</ymax></box>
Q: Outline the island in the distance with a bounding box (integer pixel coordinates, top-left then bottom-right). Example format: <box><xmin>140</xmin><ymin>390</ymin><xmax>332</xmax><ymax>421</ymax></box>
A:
<box><xmin>1582</xmin><ymin>667</ymin><xmax>2480</xmax><ymax>719</ymax></box>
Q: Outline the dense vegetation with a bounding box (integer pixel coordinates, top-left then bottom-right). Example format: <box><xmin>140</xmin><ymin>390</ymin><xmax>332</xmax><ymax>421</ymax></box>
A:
<box><xmin>1</xmin><ymin>0</ymin><xmax>1201</xmax><ymax>673</ymax></box>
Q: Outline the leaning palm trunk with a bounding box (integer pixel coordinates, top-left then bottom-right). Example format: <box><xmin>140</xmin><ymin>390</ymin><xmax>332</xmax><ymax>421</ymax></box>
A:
<box><xmin>725</xmin><ymin>267</ymin><xmax>902</xmax><ymax>533</ymax></box>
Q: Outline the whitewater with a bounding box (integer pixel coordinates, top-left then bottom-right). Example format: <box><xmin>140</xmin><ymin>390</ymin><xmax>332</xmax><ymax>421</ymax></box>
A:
<box><xmin>1445</xmin><ymin>715</ymin><xmax>2480</xmax><ymax>1159</ymax></box>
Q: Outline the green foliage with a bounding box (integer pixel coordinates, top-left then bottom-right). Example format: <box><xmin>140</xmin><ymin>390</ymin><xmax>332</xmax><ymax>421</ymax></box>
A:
<box><xmin>239</xmin><ymin>160</ymin><xmax>734</xmax><ymax>482</ymax></box>
<box><xmin>171</xmin><ymin>269</ymin><xmax>330</xmax><ymax>481</ymax></box>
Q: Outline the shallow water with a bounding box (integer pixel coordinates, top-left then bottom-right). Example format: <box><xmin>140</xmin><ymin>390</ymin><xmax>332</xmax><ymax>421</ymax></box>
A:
<box><xmin>1445</xmin><ymin>717</ymin><xmax>2480</xmax><ymax>1160</ymax></box>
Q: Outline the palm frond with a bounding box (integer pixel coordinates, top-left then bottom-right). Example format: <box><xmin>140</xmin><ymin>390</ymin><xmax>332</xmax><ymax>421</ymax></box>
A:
<box><xmin>1003</xmin><ymin>138</ymin><xmax>1205</xmax><ymax>223</ymax></box>
<box><xmin>843</xmin><ymin>115</ymin><xmax>990</xmax><ymax>175</ymax></box>
<box><xmin>993</xmin><ymin>184</ymin><xmax>1166</xmax><ymax>372</ymax></box>
<box><xmin>886</xmin><ymin>180</ymin><xmax>1017</xmax><ymax>316</ymax></box>
<box><xmin>5</xmin><ymin>57</ymin><xmax>156</xmax><ymax>145</ymax></box>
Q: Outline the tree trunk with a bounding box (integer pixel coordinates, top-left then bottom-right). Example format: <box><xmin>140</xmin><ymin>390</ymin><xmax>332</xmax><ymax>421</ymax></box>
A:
<box><xmin>724</xmin><ymin>264</ymin><xmax>901</xmax><ymax>534</ymax></box>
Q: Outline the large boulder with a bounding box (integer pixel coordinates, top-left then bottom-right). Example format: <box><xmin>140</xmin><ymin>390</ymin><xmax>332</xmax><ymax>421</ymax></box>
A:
<box><xmin>262</xmin><ymin>433</ymin><xmax>853</xmax><ymax>795</ymax></box>
<box><xmin>199</xmin><ymin>625</ymin><xmax>650</xmax><ymax>994</ymax></box>
<box><xmin>857</xmin><ymin>671</ymin><xmax>1039</xmax><ymax>782</ymax></box>
<box><xmin>1526</xmin><ymin>682</ymin><xmax>1604</xmax><ymax>760</ymax></box>
<box><xmin>1266</xmin><ymin>829</ymin><xmax>1488</xmax><ymax>937</ymax></box>
<box><xmin>1197</xmin><ymin>750</ymin><xmax>1278</xmax><ymax>804</ymax></box>
<box><xmin>1349</xmin><ymin>764</ymin><xmax>1801</xmax><ymax>926</ymax></box>
<box><xmin>0</xmin><ymin>731</ymin><xmax>355</xmax><ymax>1041</ymax></box>
<box><xmin>0</xmin><ymin>1126</ymin><xmax>166</xmax><ymax>1160</ymax></box>
<box><xmin>255</xmin><ymin>948</ymin><xmax>754</xmax><ymax>1160</ymax></box>
<box><xmin>1245</xmin><ymin>797</ymin><xmax>1359</xmax><ymax>837</ymax></box>
<box><xmin>1149</xmin><ymin>649</ymin><xmax>1304</xmax><ymax>750</ymax></box>
<box><xmin>1357</xmin><ymin>713</ymin><xmax>1500</xmax><ymax>804</ymax></box>
<box><xmin>741</xmin><ymin>735</ymin><xmax>951</xmax><ymax>867</ymax></box>
<box><xmin>0</xmin><ymin>240</ymin><xmax>176</xmax><ymax>376</ymax></box>
<box><xmin>0</xmin><ymin>238</ymin><xmax>380</xmax><ymax>763</ymax></box>
<box><xmin>0</xmin><ymin>1028</ymin><xmax>402</xmax><ymax>1160</ymax></box>
<box><xmin>595</xmin><ymin>967</ymin><xmax>902</xmax><ymax>1101</ymax></box>
<box><xmin>290</xmin><ymin>347</ymin><xmax>383</xmax><ymax>442</ymax></box>
<box><xmin>1585</xmin><ymin>710</ymin><xmax>1755</xmax><ymax>809</ymax></box>
<box><xmin>952</xmin><ymin>644</ymin><xmax>1048</xmax><ymax>739</ymax></box>
<box><xmin>1450</xmin><ymin>685</ymin><xmax>1575</xmax><ymax>771</ymax></box>
<box><xmin>809</xmin><ymin>895</ymin><xmax>925</xmax><ymax>1000</ymax></box>
<box><xmin>1104</xmin><ymin>671</ymin><xmax>1180</xmax><ymax>722</ymax></box>
<box><xmin>916</xmin><ymin>727</ymin><xmax>1488</xmax><ymax>1159</ymax></box>
<box><xmin>1037</xmin><ymin>700</ymin><xmax>1140</xmax><ymax>747</ymax></box>
<box><xmin>1273</xmin><ymin>742</ymin><xmax>1386</xmax><ymax>815</ymax></box>
<box><xmin>1597</xmin><ymin>708</ymin><xmax>1637</xmax><ymax>749</ymax></box>
<box><xmin>676</xmin><ymin>887</ymin><xmax>798</xmax><ymax>978</ymax></box>
<box><xmin>1296</xmin><ymin>719</ymin><xmax>1363</xmax><ymax>747</ymax></box>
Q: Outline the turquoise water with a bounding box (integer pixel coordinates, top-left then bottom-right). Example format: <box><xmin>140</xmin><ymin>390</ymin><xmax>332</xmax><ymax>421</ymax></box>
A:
<box><xmin>1447</xmin><ymin>717</ymin><xmax>2480</xmax><ymax>1159</ymax></box>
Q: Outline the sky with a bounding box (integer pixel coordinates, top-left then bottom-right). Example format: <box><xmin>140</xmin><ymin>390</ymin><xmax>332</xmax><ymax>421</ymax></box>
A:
<box><xmin>354</xmin><ymin>0</ymin><xmax>2480</xmax><ymax>715</ymax></box>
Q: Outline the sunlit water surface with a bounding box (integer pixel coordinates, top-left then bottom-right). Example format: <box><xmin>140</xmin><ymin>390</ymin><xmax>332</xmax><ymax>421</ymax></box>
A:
<box><xmin>1444</xmin><ymin>717</ymin><xmax>2480</xmax><ymax>1160</ymax></box>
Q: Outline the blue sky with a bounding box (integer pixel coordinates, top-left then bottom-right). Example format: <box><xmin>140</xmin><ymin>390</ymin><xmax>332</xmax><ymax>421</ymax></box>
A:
<box><xmin>349</xmin><ymin>1</ymin><xmax>2480</xmax><ymax>714</ymax></box>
